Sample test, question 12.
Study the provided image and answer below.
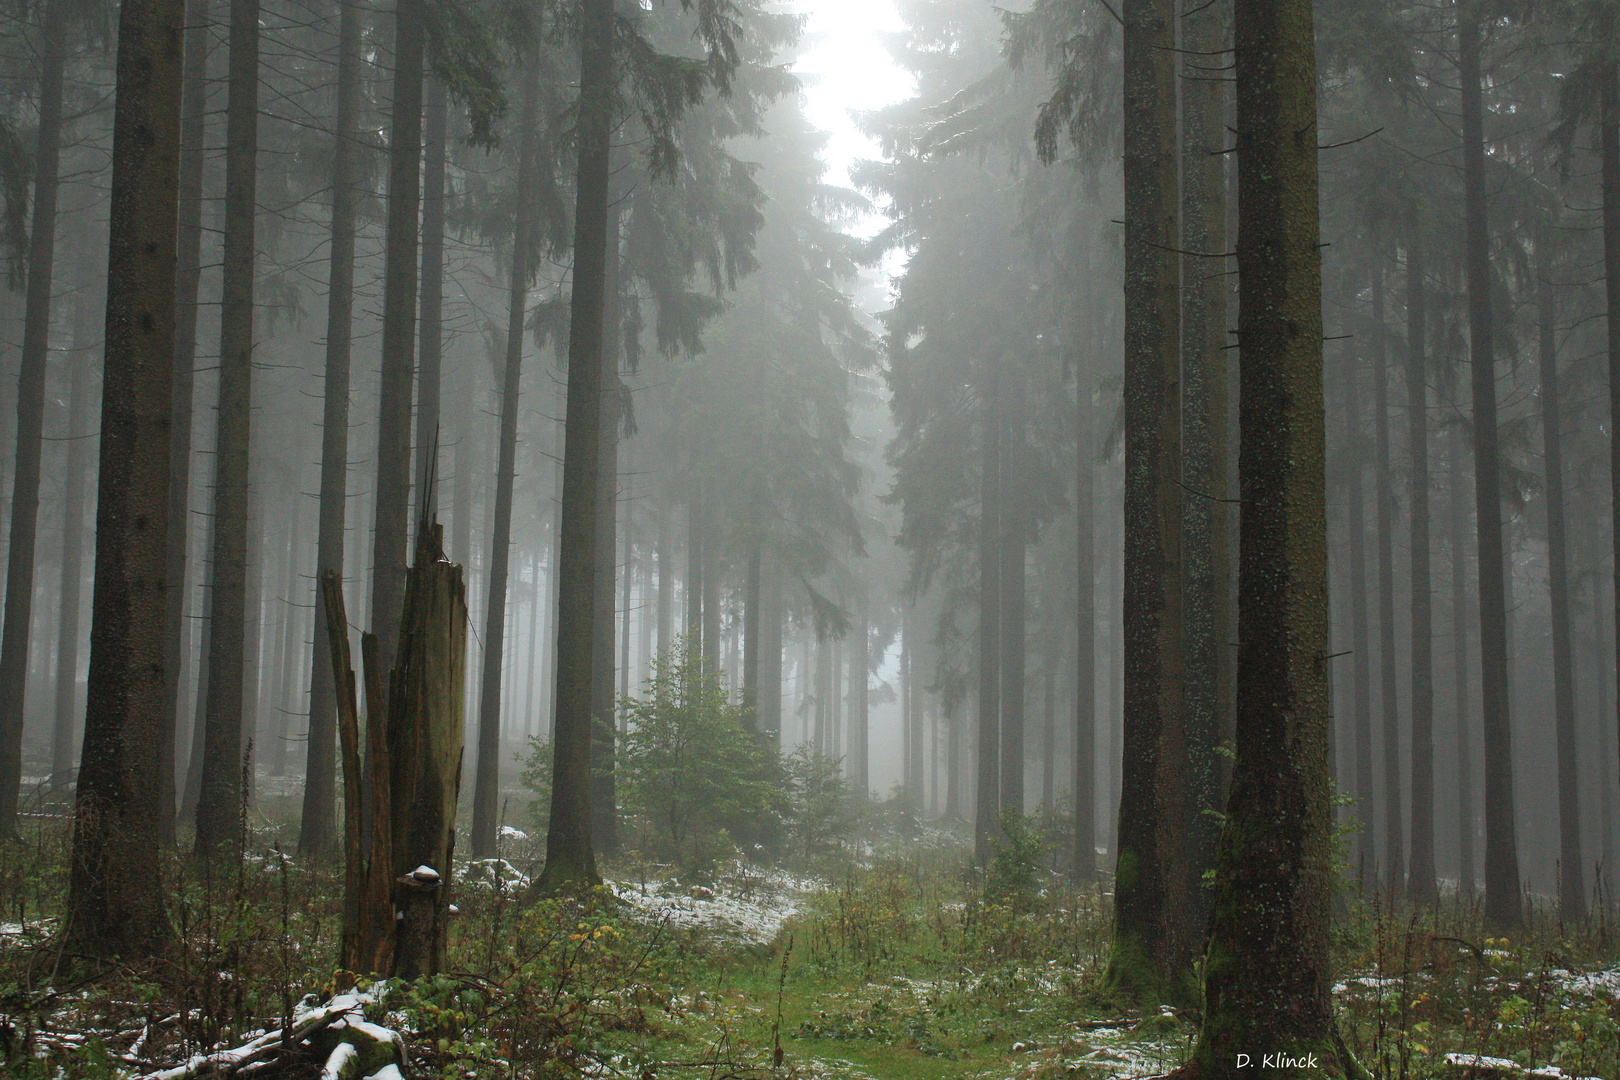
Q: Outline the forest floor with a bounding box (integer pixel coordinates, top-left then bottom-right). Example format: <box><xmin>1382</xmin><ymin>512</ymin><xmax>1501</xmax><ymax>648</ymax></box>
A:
<box><xmin>1</xmin><ymin>799</ymin><xmax>1618</xmax><ymax>1080</ymax></box>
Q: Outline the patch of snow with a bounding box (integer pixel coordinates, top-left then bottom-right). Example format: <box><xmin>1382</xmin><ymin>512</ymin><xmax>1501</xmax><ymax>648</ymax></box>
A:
<box><xmin>499</xmin><ymin>825</ymin><xmax>528</xmax><ymax>840</ymax></box>
<box><xmin>608</xmin><ymin>869</ymin><xmax>815</xmax><ymax>945</ymax></box>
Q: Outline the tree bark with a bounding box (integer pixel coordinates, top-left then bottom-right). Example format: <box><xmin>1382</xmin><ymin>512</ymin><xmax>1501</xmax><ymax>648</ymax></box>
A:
<box><xmin>159</xmin><ymin>0</ymin><xmax>209</xmax><ymax>844</ymax></box>
<box><xmin>1111</xmin><ymin>0</ymin><xmax>1188</xmax><ymax>1001</ymax></box>
<box><xmin>1343</xmin><ymin>353</ymin><xmax>1375</xmax><ymax>886</ymax></box>
<box><xmin>0</xmin><ymin>0</ymin><xmax>66</xmax><ymax>833</ymax></box>
<box><xmin>590</xmin><ymin>198</ymin><xmax>623</xmax><ymax>854</ymax></box>
<box><xmin>851</xmin><ymin>602</ymin><xmax>869</xmax><ymax>797</ymax></box>
<box><xmin>64</xmin><ymin>0</ymin><xmax>184</xmax><ymax>957</ymax></box>
<box><xmin>471</xmin><ymin>60</ymin><xmax>538</xmax><ymax>861</ymax></box>
<box><xmin>1447</xmin><ymin>428</ymin><xmax>1476</xmax><ymax>897</ymax></box>
<box><xmin>193</xmin><ymin>0</ymin><xmax>258</xmax><ymax>860</ymax></box>
<box><xmin>1177</xmin><ymin>0</ymin><xmax>1352</xmax><ymax>1070</ymax></box>
<box><xmin>369</xmin><ymin>0</ymin><xmax>425</xmax><ymax>674</ymax></box>
<box><xmin>1178</xmin><ymin>0</ymin><xmax>1230</xmax><ymax>937</ymax></box>
<box><xmin>298</xmin><ymin>0</ymin><xmax>361</xmax><ymax>859</ymax></box>
<box><xmin>414</xmin><ymin>78</ymin><xmax>447</xmax><ymax>516</ymax></box>
<box><xmin>1074</xmin><ymin>390</ymin><xmax>1097</xmax><ymax>883</ymax></box>
<box><xmin>1458</xmin><ymin>6</ymin><xmax>1522</xmax><ymax>930</ymax></box>
<box><xmin>537</xmin><ymin>0</ymin><xmax>613</xmax><ymax>892</ymax></box>
<box><xmin>1404</xmin><ymin>234</ymin><xmax>1437</xmax><ymax>906</ymax></box>
<box><xmin>975</xmin><ymin>359</ymin><xmax>1001</xmax><ymax>864</ymax></box>
<box><xmin>52</xmin><ymin>332</ymin><xmax>91</xmax><ymax>785</ymax></box>
<box><xmin>1370</xmin><ymin>272</ymin><xmax>1404</xmax><ymax>900</ymax></box>
<box><xmin>389</xmin><ymin>522</ymin><xmax>466</xmax><ymax>979</ymax></box>
<box><xmin>1599</xmin><ymin>55</ymin><xmax>1620</xmax><ymax>920</ymax></box>
<box><xmin>1535</xmin><ymin>238</ymin><xmax>1584</xmax><ymax>921</ymax></box>
<box><xmin>1000</xmin><ymin>395</ymin><xmax>1026</xmax><ymax>818</ymax></box>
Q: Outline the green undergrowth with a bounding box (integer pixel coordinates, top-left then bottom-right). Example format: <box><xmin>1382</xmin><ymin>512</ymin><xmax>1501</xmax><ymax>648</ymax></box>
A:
<box><xmin>2</xmin><ymin>807</ymin><xmax>1619</xmax><ymax>1080</ymax></box>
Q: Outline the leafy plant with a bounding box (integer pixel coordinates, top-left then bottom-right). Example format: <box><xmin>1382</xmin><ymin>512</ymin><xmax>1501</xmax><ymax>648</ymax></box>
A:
<box><xmin>617</xmin><ymin>637</ymin><xmax>776</xmax><ymax>869</ymax></box>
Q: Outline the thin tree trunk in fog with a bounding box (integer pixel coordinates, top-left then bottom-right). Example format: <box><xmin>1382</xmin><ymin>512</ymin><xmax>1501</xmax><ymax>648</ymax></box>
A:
<box><xmin>1371</xmin><ymin>272</ymin><xmax>1404</xmax><ymax>900</ymax></box>
<box><xmin>184</xmin><ymin>472</ymin><xmax>216</xmax><ymax>819</ymax></box>
<box><xmin>526</xmin><ymin>548</ymin><xmax>542</xmax><ymax>735</ymax></box>
<box><xmin>1000</xmin><ymin>395</ymin><xmax>1025</xmax><ymax>817</ymax></box>
<box><xmin>370</xmin><ymin>0</ymin><xmax>426</xmax><ymax>673</ymax></box>
<box><xmin>0</xmin><ymin>0</ymin><xmax>66</xmax><ymax>834</ymax></box>
<box><xmin>901</xmin><ymin>611</ymin><xmax>914</xmax><ymax>799</ymax></box>
<box><xmin>1459</xmin><ymin>5</ymin><xmax>1522</xmax><ymax>929</ymax></box>
<box><xmin>52</xmin><ymin>342</ymin><xmax>91</xmax><ymax>784</ymax></box>
<box><xmin>590</xmin><ymin>201</ymin><xmax>623</xmax><ymax>854</ymax></box>
<box><xmin>1041</xmin><ymin>664</ymin><xmax>1054</xmax><ymax>808</ymax></box>
<box><xmin>975</xmin><ymin>360</ymin><xmax>1001</xmax><ymax>863</ymax></box>
<box><xmin>537</xmin><ymin>0</ymin><xmax>612</xmax><ymax>891</ymax></box>
<box><xmin>1074</xmin><ymin>390</ymin><xmax>1096</xmax><ymax>883</ymax></box>
<box><xmin>1536</xmin><ymin>240</ymin><xmax>1584</xmax><ymax>921</ymax></box>
<box><xmin>194</xmin><ymin>0</ymin><xmax>258</xmax><ymax>860</ymax></box>
<box><xmin>1177</xmin><ymin>0</ymin><xmax>1228</xmax><ymax>934</ymax></box>
<box><xmin>618</xmin><ymin>465</ymin><xmax>633</xmax><ymax>719</ymax></box>
<box><xmin>851</xmin><ymin>603</ymin><xmax>868</xmax><ymax>796</ymax></box>
<box><xmin>472</xmin><ymin>62</ymin><xmax>538</xmax><ymax>859</ymax></box>
<box><xmin>160</xmin><ymin>0</ymin><xmax>209</xmax><ymax>843</ymax></box>
<box><xmin>686</xmin><ymin>485</ymin><xmax>703</xmax><ymax>648</ymax></box>
<box><xmin>656</xmin><ymin>511</ymin><xmax>672</xmax><ymax>659</ymax></box>
<box><xmin>414</xmin><ymin>79</ymin><xmax>447</xmax><ymax>515</ymax></box>
<box><xmin>701</xmin><ymin>515</ymin><xmax>720</xmax><ymax>675</ymax></box>
<box><xmin>1448</xmin><ymin>429</ymin><xmax>1476</xmax><ymax>896</ymax></box>
<box><xmin>451</xmin><ymin>380</ymin><xmax>473</xmax><ymax>567</ymax></box>
<box><xmin>1344</xmin><ymin>354</ymin><xmax>1375</xmax><ymax>886</ymax></box>
<box><xmin>945</xmin><ymin>708</ymin><xmax>959</xmax><ymax>819</ymax></box>
<box><xmin>1405</xmin><ymin>235</ymin><xmax>1437</xmax><ymax>906</ymax></box>
<box><xmin>64</xmin><ymin>0</ymin><xmax>182</xmax><ymax>956</ymax></box>
<box><xmin>271</xmin><ymin>502</ymin><xmax>302</xmax><ymax>777</ymax></box>
<box><xmin>743</xmin><ymin>540</ymin><xmax>761</xmax><ymax>726</ymax></box>
<box><xmin>299</xmin><ymin>0</ymin><xmax>361</xmax><ymax>858</ymax></box>
<box><xmin>761</xmin><ymin>555</ymin><xmax>782</xmax><ymax>743</ymax></box>
<box><xmin>1112</xmin><ymin>0</ymin><xmax>1188</xmax><ymax>998</ymax></box>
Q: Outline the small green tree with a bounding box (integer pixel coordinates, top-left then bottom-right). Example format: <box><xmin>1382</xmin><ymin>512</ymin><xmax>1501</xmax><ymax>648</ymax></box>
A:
<box><xmin>619</xmin><ymin>638</ymin><xmax>773</xmax><ymax>867</ymax></box>
<box><xmin>780</xmin><ymin>746</ymin><xmax>856</xmax><ymax>860</ymax></box>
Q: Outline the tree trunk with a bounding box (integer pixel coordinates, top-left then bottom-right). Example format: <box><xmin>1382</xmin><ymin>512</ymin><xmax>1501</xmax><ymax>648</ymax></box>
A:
<box><xmin>761</xmin><ymin>554</ymin><xmax>782</xmax><ymax>744</ymax></box>
<box><xmin>1405</xmin><ymin>234</ymin><xmax>1437</xmax><ymax>906</ymax></box>
<box><xmin>1600</xmin><ymin>55</ymin><xmax>1620</xmax><ymax>921</ymax></box>
<box><xmin>851</xmin><ymin>603</ymin><xmax>868</xmax><ymax>797</ymax></box>
<box><xmin>975</xmin><ymin>359</ymin><xmax>1001</xmax><ymax>864</ymax></box>
<box><xmin>369</xmin><ymin>0</ymin><xmax>425</xmax><ymax>674</ymax></box>
<box><xmin>1074</xmin><ymin>390</ymin><xmax>1097</xmax><ymax>883</ymax></box>
<box><xmin>471</xmin><ymin>60</ymin><xmax>538</xmax><ymax>861</ymax></box>
<box><xmin>64</xmin><ymin>0</ymin><xmax>184</xmax><ymax>957</ymax></box>
<box><xmin>298</xmin><ymin>0</ymin><xmax>361</xmax><ymax>858</ymax></box>
<box><xmin>1535</xmin><ymin>238</ymin><xmax>1584</xmax><ymax>921</ymax></box>
<box><xmin>743</xmin><ymin>541</ymin><xmax>761</xmax><ymax>727</ymax></box>
<box><xmin>590</xmin><ymin>199</ymin><xmax>623</xmax><ymax>854</ymax></box>
<box><xmin>388</xmin><ymin>523</ymin><xmax>467</xmax><ymax>979</ymax></box>
<box><xmin>159</xmin><ymin>0</ymin><xmax>209</xmax><ymax>844</ymax></box>
<box><xmin>51</xmin><ymin>334</ymin><xmax>91</xmax><ymax>785</ymax></box>
<box><xmin>194</xmin><ymin>0</ymin><xmax>258</xmax><ymax>860</ymax></box>
<box><xmin>1458</xmin><ymin>6</ymin><xmax>1522</xmax><ymax>930</ymax></box>
<box><xmin>1041</xmin><ymin>664</ymin><xmax>1055</xmax><ymax>809</ymax></box>
<box><xmin>1178</xmin><ymin>0</ymin><xmax>1230</xmax><ymax>937</ymax></box>
<box><xmin>0</xmin><ymin>0</ymin><xmax>66</xmax><ymax>834</ymax></box>
<box><xmin>1370</xmin><ymin>271</ymin><xmax>1404</xmax><ymax>900</ymax></box>
<box><xmin>1448</xmin><ymin>428</ymin><xmax>1476</xmax><ymax>897</ymax></box>
<box><xmin>270</xmin><ymin>498</ymin><xmax>303</xmax><ymax>776</ymax></box>
<box><xmin>1177</xmin><ymin>0</ymin><xmax>1352</xmax><ymax>1070</ymax></box>
<box><xmin>536</xmin><ymin>0</ymin><xmax>613</xmax><ymax>892</ymax></box>
<box><xmin>1000</xmin><ymin>393</ymin><xmax>1026</xmax><ymax>818</ymax></box>
<box><xmin>414</xmin><ymin>78</ymin><xmax>447</xmax><ymax>515</ymax></box>
<box><xmin>1111</xmin><ymin>0</ymin><xmax>1188</xmax><ymax>1001</ymax></box>
<box><xmin>1343</xmin><ymin>354</ymin><xmax>1375</xmax><ymax>886</ymax></box>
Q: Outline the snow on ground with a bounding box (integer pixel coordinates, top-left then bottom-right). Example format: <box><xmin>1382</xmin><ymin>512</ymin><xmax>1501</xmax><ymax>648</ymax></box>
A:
<box><xmin>609</xmin><ymin>867</ymin><xmax>814</xmax><ymax>945</ymax></box>
<box><xmin>451</xmin><ymin>857</ymin><xmax>816</xmax><ymax>945</ymax></box>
